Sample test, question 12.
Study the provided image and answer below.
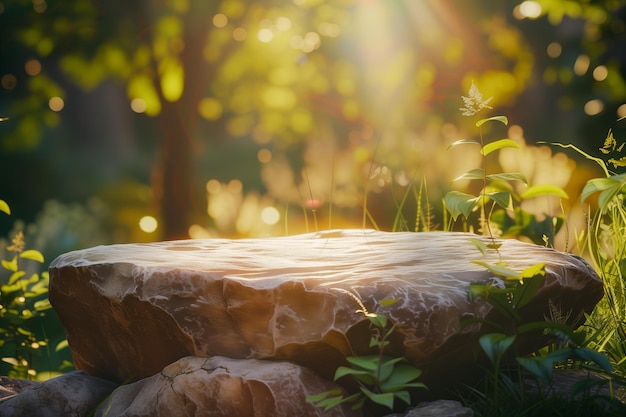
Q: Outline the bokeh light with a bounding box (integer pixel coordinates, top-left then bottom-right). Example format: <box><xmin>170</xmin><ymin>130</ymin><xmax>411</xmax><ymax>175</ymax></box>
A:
<box><xmin>514</xmin><ymin>1</ymin><xmax>542</xmax><ymax>19</ymax></box>
<box><xmin>592</xmin><ymin>65</ymin><xmax>608</xmax><ymax>81</ymax></box>
<box><xmin>213</xmin><ymin>13</ymin><xmax>228</xmax><ymax>28</ymax></box>
<box><xmin>48</xmin><ymin>97</ymin><xmax>64</xmax><ymax>112</ymax></box>
<box><xmin>257</xmin><ymin>149</ymin><xmax>272</xmax><ymax>163</ymax></box>
<box><xmin>130</xmin><ymin>98</ymin><xmax>147</xmax><ymax>113</ymax></box>
<box><xmin>546</xmin><ymin>42</ymin><xmax>562</xmax><ymax>58</ymax></box>
<box><xmin>584</xmin><ymin>99</ymin><xmax>604</xmax><ymax>116</ymax></box>
<box><xmin>261</xmin><ymin>206</ymin><xmax>280</xmax><ymax>225</ymax></box>
<box><xmin>139</xmin><ymin>216</ymin><xmax>158</xmax><ymax>233</ymax></box>
<box><xmin>25</xmin><ymin>59</ymin><xmax>42</xmax><ymax>76</ymax></box>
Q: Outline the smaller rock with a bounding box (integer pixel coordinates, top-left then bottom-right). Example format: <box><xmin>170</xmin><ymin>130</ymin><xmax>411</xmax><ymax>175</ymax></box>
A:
<box><xmin>0</xmin><ymin>377</ymin><xmax>39</xmax><ymax>400</ymax></box>
<box><xmin>94</xmin><ymin>356</ymin><xmax>361</xmax><ymax>417</ymax></box>
<box><xmin>0</xmin><ymin>370</ymin><xmax>118</xmax><ymax>417</ymax></box>
<box><xmin>383</xmin><ymin>400</ymin><xmax>473</xmax><ymax>417</ymax></box>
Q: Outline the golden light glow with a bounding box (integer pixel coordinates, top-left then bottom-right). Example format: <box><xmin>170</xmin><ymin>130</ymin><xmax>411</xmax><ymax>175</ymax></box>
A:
<box><xmin>592</xmin><ymin>65</ymin><xmax>608</xmax><ymax>81</ymax></box>
<box><xmin>25</xmin><ymin>59</ymin><xmax>42</xmax><ymax>76</ymax></box>
<box><xmin>228</xmin><ymin>179</ymin><xmax>243</xmax><ymax>193</ymax></box>
<box><xmin>584</xmin><ymin>99</ymin><xmax>604</xmax><ymax>116</ymax></box>
<box><xmin>130</xmin><ymin>98</ymin><xmax>147</xmax><ymax>113</ymax></box>
<box><xmin>198</xmin><ymin>97</ymin><xmax>222</xmax><ymax>120</ymax></box>
<box><xmin>617</xmin><ymin>103</ymin><xmax>626</xmax><ymax>119</ymax></box>
<box><xmin>213</xmin><ymin>13</ymin><xmax>228</xmax><ymax>28</ymax></box>
<box><xmin>546</xmin><ymin>42</ymin><xmax>562</xmax><ymax>58</ymax></box>
<box><xmin>48</xmin><ymin>97</ymin><xmax>64</xmax><ymax>112</ymax></box>
<box><xmin>139</xmin><ymin>216</ymin><xmax>158</xmax><ymax>233</ymax></box>
<box><xmin>206</xmin><ymin>179</ymin><xmax>221</xmax><ymax>194</ymax></box>
<box><xmin>1</xmin><ymin>74</ymin><xmax>17</xmax><ymax>91</ymax></box>
<box><xmin>261</xmin><ymin>206</ymin><xmax>280</xmax><ymax>225</ymax></box>
<box><xmin>514</xmin><ymin>1</ymin><xmax>542</xmax><ymax>19</ymax></box>
<box><xmin>233</xmin><ymin>28</ymin><xmax>247</xmax><ymax>41</ymax></box>
<box><xmin>257</xmin><ymin>148</ymin><xmax>272</xmax><ymax>163</ymax></box>
<box><xmin>257</xmin><ymin>29</ymin><xmax>274</xmax><ymax>43</ymax></box>
<box><xmin>574</xmin><ymin>55</ymin><xmax>590</xmax><ymax>76</ymax></box>
<box><xmin>275</xmin><ymin>17</ymin><xmax>292</xmax><ymax>31</ymax></box>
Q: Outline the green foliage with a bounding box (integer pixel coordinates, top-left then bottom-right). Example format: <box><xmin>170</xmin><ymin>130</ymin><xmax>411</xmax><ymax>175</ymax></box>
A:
<box><xmin>0</xmin><ymin>199</ymin><xmax>70</xmax><ymax>379</ymax></box>
<box><xmin>307</xmin><ymin>298</ymin><xmax>426</xmax><ymax>414</ymax></box>
<box><xmin>547</xmin><ymin>130</ymin><xmax>626</xmax><ymax>379</ymax></box>
<box><xmin>446</xmin><ymin>83</ymin><xmax>568</xmax><ymax>246</ymax></box>
<box><xmin>466</xmin><ymin>250</ymin><xmax>618</xmax><ymax>415</ymax></box>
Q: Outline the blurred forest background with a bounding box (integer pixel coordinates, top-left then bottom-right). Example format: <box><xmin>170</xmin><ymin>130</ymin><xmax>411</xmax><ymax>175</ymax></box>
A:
<box><xmin>1</xmin><ymin>0</ymin><xmax>626</xmax><ymax>258</ymax></box>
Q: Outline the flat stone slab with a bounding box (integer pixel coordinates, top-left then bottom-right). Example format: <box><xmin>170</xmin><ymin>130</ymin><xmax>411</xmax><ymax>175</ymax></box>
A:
<box><xmin>48</xmin><ymin>230</ymin><xmax>603</xmax><ymax>392</ymax></box>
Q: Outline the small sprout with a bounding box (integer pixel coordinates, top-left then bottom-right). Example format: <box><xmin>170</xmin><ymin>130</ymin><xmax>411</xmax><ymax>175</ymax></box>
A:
<box><xmin>460</xmin><ymin>81</ymin><xmax>493</xmax><ymax>117</ymax></box>
<box><xmin>7</xmin><ymin>231</ymin><xmax>25</xmax><ymax>254</ymax></box>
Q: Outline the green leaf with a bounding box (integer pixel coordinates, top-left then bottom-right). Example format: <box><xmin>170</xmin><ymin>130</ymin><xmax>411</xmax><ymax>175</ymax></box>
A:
<box><xmin>379</xmin><ymin>363</ymin><xmax>422</xmax><ymax>387</ymax></box>
<box><xmin>306</xmin><ymin>389</ymin><xmax>342</xmax><ymax>403</ymax></box>
<box><xmin>345</xmin><ymin>356</ymin><xmax>380</xmax><ymax>372</ymax></box>
<box><xmin>451</xmin><ymin>168</ymin><xmax>485</xmax><ymax>182</ymax></box>
<box><xmin>487</xmin><ymin>191</ymin><xmax>512</xmax><ymax>210</ymax></box>
<box><xmin>360</xmin><ymin>387</ymin><xmax>395</xmax><ymax>410</ymax></box>
<box><xmin>334</xmin><ymin>365</ymin><xmax>372</xmax><ymax>380</ymax></box>
<box><xmin>318</xmin><ymin>396</ymin><xmax>349</xmax><ymax>411</ymax></box>
<box><xmin>55</xmin><ymin>339</ymin><xmax>69</xmax><ymax>352</ymax></box>
<box><xmin>2</xmin><ymin>357</ymin><xmax>18</xmax><ymax>366</ymax></box>
<box><xmin>481</xmin><ymin>139</ymin><xmax>520</xmax><ymax>156</ymax></box>
<box><xmin>7</xmin><ymin>271</ymin><xmax>26</xmax><ymax>285</ymax></box>
<box><xmin>0</xmin><ymin>200</ymin><xmax>10</xmax><ymax>216</ymax></box>
<box><xmin>469</xmin><ymin>237</ymin><xmax>489</xmax><ymax>255</ymax></box>
<box><xmin>519</xmin><ymin>262</ymin><xmax>545</xmax><ymax>280</ymax></box>
<box><xmin>513</xmin><ymin>272</ymin><xmax>544</xmax><ymax>309</ymax></box>
<box><xmin>486</xmin><ymin>172</ymin><xmax>527</xmax><ymax>184</ymax></box>
<box><xmin>517</xmin><ymin>356</ymin><xmax>554</xmax><ymax>381</ymax></box>
<box><xmin>19</xmin><ymin>250</ymin><xmax>44</xmax><ymax>263</ymax></box>
<box><xmin>582</xmin><ymin>173</ymin><xmax>626</xmax><ymax>211</ymax></box>
<box><xmin>517</xmin><ymin>321</ymin><xmax>576</xmax><ymax>339</ymax></box>
<box><xmin>17</xmin><ymin>327</ymin><xmax>33</xmax><ymax>336</ymax></box>
<box><xmin>520</xmin><ymin>185</ymin><xmax>569</xmax><ymax>200</ymax></box>
<box><xmin>367</xmin><ymin>314</ymin><xmax>388</xmax><ymax>329</ymax></box>
<box><xmin>379</xmin><ymin>298</ymin><xmax>400</xmax><ymax>308</ymax></box>
<box><xmin>34</xmin><ymin>299</ymin><xmax>52</xmax><ymax>311</ymax></box>
<box><xmin>479</xmin><ymin>333</ymin><xmax>516</xmax><ymax>365</ymax></box>
<box><xmin>447</xmin><ymin>139</ymin><xmax>480</xmax><ymax>150</ymax></box>
<box><xmin>1</xmin><ymin>257</ymin><xmax>18</xmax><ymax>272</ymax></box>
<box><xmin>476</xmin><ymin>115</ymin><xmax>508</xmax><ymax>127</ymax></box>
<box><xmin>393</xmin><ymin>390</ymin><xmax>412</xmax><ymax>406</ymax></box>
<box><xmin>573</xmin><ymin>347</ymin><xmax>612</xmax><ymax>372</ymax></box>
<box><xmin>444</xmin><ymin>191</ymin><xmax>480</xmax><ymax>221</ymax></box>
<box><xmin>472</xmin><ymin>261</ymin><xmax>520</xmax><ymax>280</ymax></box>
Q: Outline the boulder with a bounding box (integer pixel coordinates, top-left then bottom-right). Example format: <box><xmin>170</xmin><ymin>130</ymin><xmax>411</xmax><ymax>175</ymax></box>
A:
<box><xmin>93</xmin><ymin>355</ymin><xmax>360</xmax><ymax>417</ymax></box>
<box><xmin>0</xmin><ymin>376</ymin><xmax>39</xmax><ymax>400</ymax></box>
<box><xmin>49</xmin><ymin>230</ymin><xmax>603</xmax><ymax>395</ymax></box>
<box><xmin>0</xmin><ymin>370</ymin><xmax>118</xmax><ymax>417</ymax></box>
<box><xmin>383</xmin><ymin>400</ymin><xmax>473</xmax><ymax>417</ymax></box>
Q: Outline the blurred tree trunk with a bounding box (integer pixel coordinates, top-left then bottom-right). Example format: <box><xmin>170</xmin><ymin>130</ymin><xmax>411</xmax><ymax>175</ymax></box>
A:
<box><xmin>150</xmin><ymin>2</ymin><xmax>220</xmax><ymax>240</ymax></box>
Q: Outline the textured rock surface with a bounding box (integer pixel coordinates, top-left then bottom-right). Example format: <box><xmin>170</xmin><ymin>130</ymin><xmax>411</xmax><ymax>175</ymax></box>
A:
<box><xmin>94</xmin><ymin>355</ymin><xmax>360</xmax><ymax>417</ymax></box>
<box><xmin>0</xmin><ymin>376</ymin><xmax>39</xmax><ymax>401</ymax></box>
<box><xmin>49</xmin><ymin>229</ymin><xmax>603</xmax><ymax>392</ymax></box>
<box><xmin>0</xmin><ymin>371</ymin><xmax>118</xmax><ymax>417</ymax></box>
<box><xmin>383</xmin><ymin>400</ymin><xmax>473</xmax><ymax>417</ymax></box>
